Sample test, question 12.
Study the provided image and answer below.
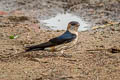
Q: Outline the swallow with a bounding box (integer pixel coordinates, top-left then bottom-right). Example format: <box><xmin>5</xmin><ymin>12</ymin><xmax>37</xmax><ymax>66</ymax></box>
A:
<box><xmin>25</xmin><ymin>21</ymin><xmax>80</xmax><ymax>52</ymax></box>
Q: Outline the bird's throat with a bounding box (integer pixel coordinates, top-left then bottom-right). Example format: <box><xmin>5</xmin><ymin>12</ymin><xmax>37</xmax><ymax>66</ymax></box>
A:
<box><xmin>67</xmin><ymin>30</ymin><xmax>78</xmax><ymax>36</ymax></box>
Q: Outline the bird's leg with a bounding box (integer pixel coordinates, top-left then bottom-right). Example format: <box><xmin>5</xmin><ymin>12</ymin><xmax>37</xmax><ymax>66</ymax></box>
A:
<box><xmin>61</xmin><ymin>50</ymin><xmax>64</xmax><ymax>54</ymax></box>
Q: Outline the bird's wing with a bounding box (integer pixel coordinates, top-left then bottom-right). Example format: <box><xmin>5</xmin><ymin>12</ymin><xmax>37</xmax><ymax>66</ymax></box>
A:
<box><xmin>49</xmin><ymin>31</ymin><xmax>76</xmax><ymax>45</ymax></box>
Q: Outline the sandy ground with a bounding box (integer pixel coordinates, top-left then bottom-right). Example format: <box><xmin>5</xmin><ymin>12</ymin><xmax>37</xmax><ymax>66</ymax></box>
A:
<box><xmin>0</xmin><ymin>0</ymin><xmax>120</xmax><ymax>80</ymax></box>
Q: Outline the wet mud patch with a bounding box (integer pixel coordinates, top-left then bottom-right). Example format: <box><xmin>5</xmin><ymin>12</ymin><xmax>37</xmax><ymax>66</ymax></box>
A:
<box><xmin>41</xmin><ymin>13</ymin><xmax>90</xmax><ymax>31</ymax></box>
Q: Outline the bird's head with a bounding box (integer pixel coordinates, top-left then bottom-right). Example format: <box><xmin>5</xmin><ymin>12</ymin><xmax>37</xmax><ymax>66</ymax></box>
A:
<box><xmin>67</xmin><ymin>21</ymin><xmax>80</xmax><ymax>33</ymax></box>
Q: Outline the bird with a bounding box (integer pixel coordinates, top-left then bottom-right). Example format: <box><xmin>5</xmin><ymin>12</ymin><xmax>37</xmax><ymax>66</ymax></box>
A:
<box><xmin>25</xmin><ymin>21</ymin><xmax>80</xmax><ymax>52</ymax></box>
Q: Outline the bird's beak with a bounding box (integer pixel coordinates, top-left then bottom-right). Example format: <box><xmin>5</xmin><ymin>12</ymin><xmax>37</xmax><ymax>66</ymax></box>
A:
<box><xmin>77</xmin><ymin>24</ymin><xmax>80</xmax><ymax>27</ymax></box>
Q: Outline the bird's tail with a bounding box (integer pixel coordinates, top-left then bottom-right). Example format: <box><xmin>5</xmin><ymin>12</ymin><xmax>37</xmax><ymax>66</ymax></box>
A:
<box><xmin>25</xmin><ymin>42</ymin><xmax>54</xmax><ymax>52</ymax></box>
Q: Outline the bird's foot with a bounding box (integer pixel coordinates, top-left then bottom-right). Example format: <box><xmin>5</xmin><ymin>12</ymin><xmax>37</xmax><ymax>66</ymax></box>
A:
<box><xmin>60</xmin><ymin>50</ymin><xmax>64</xmax><ymax>54</ymax></box>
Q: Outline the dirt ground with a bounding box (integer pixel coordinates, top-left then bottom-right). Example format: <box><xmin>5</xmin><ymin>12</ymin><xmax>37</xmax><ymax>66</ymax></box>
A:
<box><xmin>0</xmin><ymin>0</ymin><xmax>120</xmax><ymax>80</ymax></box>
